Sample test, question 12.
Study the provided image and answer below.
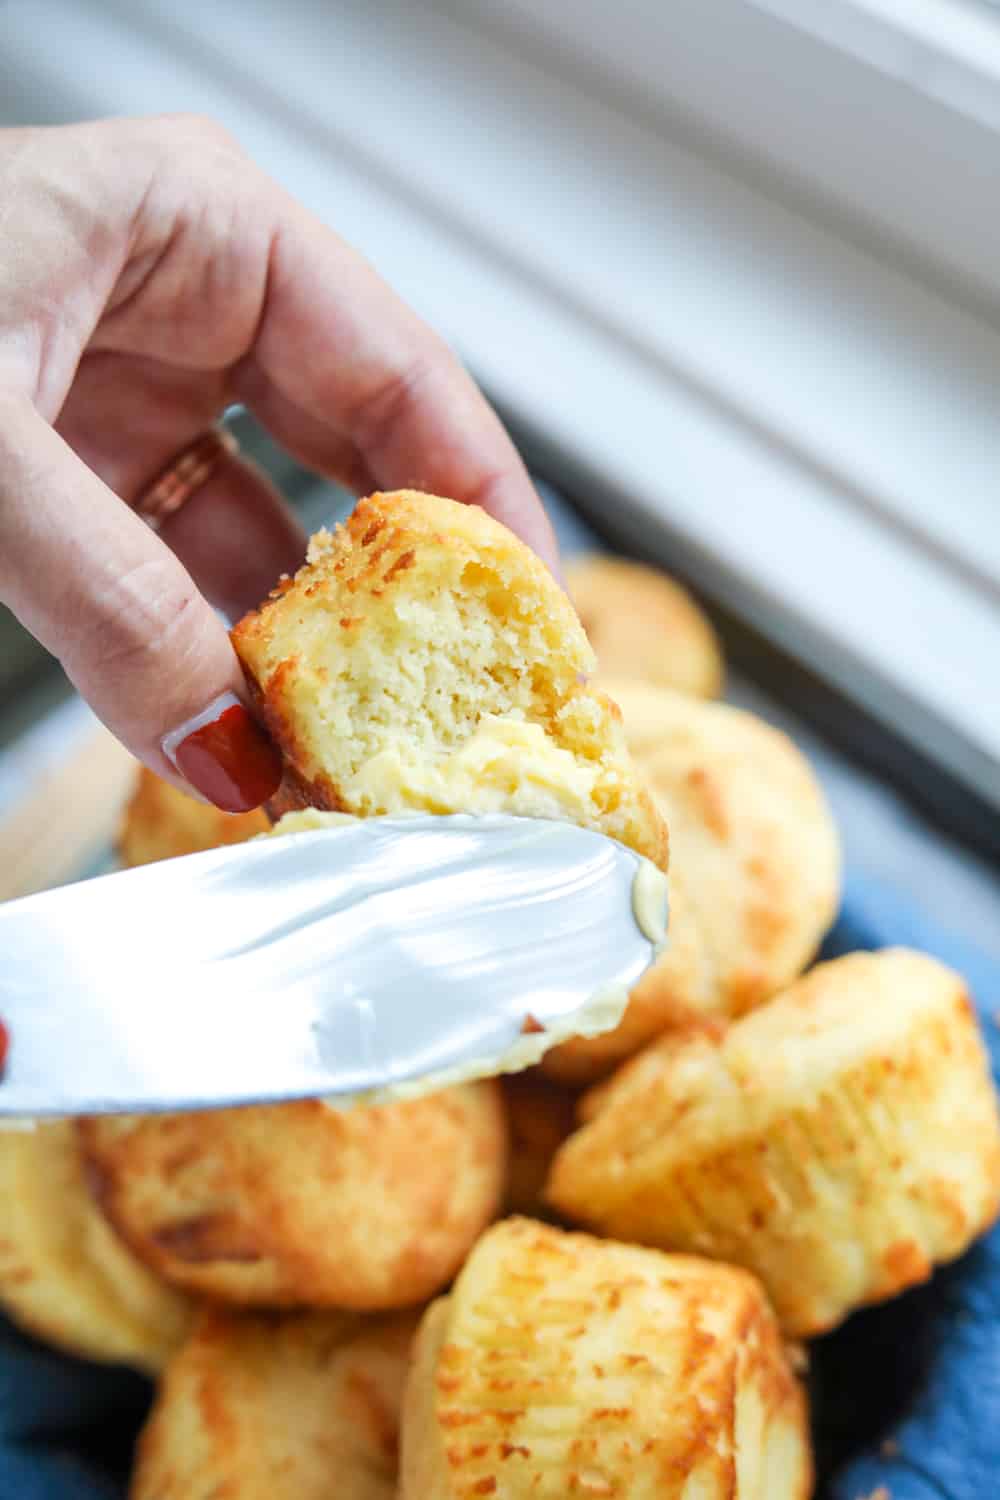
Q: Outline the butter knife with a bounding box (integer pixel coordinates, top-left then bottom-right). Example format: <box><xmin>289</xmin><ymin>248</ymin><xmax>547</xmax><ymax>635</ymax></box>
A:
<box><xmin>0</xmin><ymin>814</ymin><xmax>666</xmax><ymax>1118</ymax></box>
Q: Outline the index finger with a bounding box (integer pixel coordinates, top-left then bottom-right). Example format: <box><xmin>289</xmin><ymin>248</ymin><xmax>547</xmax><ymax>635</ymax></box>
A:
<box><xmin>232</xmin><ymin>194</ymin><xmax>560</xmax><ymax>572</ymax></box>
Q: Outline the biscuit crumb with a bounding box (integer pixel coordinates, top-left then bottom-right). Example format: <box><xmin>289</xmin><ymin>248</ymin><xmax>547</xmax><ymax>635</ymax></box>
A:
<box><xmin>521</xmin><ymin>1015</ymin><xmax>546</xmax><ymax>1035</ymax></box>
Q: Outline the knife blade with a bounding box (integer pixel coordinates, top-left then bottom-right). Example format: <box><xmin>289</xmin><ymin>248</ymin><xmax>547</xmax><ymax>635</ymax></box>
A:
<box><xmin>0</xmin><ymin>814</ymin><xmax>666</xmax><ymax>1118</ymax></box>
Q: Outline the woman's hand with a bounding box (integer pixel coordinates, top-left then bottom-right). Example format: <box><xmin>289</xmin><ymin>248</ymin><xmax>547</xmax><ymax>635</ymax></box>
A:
<box><xmin>0</xmin><ymin>115</ymin><xmax>558</xmax><ymax>810</ymax></box>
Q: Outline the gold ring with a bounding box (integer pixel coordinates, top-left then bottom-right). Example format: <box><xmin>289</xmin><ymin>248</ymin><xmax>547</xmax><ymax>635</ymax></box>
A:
<box><xmin>132</xmin><ymin>427</ymin><xmax>239</xmax><ymax>532</ymax></box>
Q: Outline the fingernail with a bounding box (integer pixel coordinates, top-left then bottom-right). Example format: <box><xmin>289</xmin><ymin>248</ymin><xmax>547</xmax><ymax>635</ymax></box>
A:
<box><xmin>162</xmin><ymin>692</ymin><xmax>283</xmax><ymax>813</ymax></box>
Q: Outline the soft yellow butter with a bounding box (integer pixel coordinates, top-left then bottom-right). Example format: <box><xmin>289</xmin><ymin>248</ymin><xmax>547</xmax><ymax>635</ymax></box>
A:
<box><xmin>265</xmin><ymin>809</ymin><xmax>359</xmax><ymax>837</ymax></box>
<box><xmin>349</xmin><ymin>716</ymin><xmax>608</xmax><ymax>823</ymax></box>
<box><xmin>632</xmin><ymin>858</ymin><xmax>670</xmax><ymax>948</ymax></box>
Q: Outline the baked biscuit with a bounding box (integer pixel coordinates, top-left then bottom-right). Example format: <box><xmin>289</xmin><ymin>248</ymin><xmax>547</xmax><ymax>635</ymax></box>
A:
<box><xmin>118</xmin><ymin>766</ymin><xmax>269</xmax><ymax>867</ymax></box>
<box><xmin>400</xmin><ymin>1217</ymin><xmax>812</xmax><ymax>1498</ymax></box>
<box><xmin>0</xmin><ymin>1122</ymin><xmax>191</xmax><ymax>1373</ymax></box>
<box><xmin>542</xmin><ymin>681</ymin><xmax>840</xmax><ymax>1083</ymax></box>
<box><xmin>132</xmin><ymin>1306</ymin><xmax>417</xmax><ymax>1500</ymax></box>
<box><xmin>79</xmin><ymin>1083</ymin><xmax>506</xmax><ymax>1310</ymax></box>
<box><xmin>548</xmin><ymin>950</ymin><xmax>1000</xmax><ymax>1336</ymax></box>
<box><xmin>501</xmin><ymin>1074</ymin><xmax>577</xmax><ymax>1218</ymax></box>
<box><xmin>232</xmin><ymin>491</ymin><xmax>667</xmax><ymax>868</ymax></box>
<box><xmin>567</xmin><ymin>554</ymin><xmax>724</xmax><ymax>698</ymax></box>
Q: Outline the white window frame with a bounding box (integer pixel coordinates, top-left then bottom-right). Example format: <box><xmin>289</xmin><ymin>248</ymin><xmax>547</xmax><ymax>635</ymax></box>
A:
<box><xmin>455</xmin><ymin>0</ymin><xmax>1000</xmax><ymax>313</ymax></box>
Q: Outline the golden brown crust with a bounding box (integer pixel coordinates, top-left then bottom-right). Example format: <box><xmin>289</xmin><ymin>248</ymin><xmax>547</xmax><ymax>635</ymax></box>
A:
<box><xmin>399</xmin><ymin>1218</ymin><xmax>812</xmax><ymax>1499</ymax></box>
<box><xmin>117</xmin><ymin>767</ymin><xmax>270</xmax><ymax>867</ymax></box>
<box><xmin>132</xmin><ymin>1305</ymin><xmax>418</xmax><ymax>1500</ymax></box>
<box><xmin>232</xmin><ymin>492</ymin><xmax>667</xmax><ymax>869</ymax></box>
<box><xmin>567</xmin><ymin>555</ymin><xmax>724</xmax><ymax>699</ymax></box>
<box><xmin>541</xmin><ymin>682</ymin><xmax>840</xmax><ymax>1083</ymax></box>
<box><xmin>79</xmin><ymin>1084</ymin><xmax>507</xmax><ymax>1311</ymax></box>
<box><xmin>547</xmin><ymin>950</ymin><xmax>1000</xmax><ymax>1336</ymax></box>
<box><xmin>0</xmin><ymin>1122</ymin><xmax>192</xmax><ymax>1373</ymax></box>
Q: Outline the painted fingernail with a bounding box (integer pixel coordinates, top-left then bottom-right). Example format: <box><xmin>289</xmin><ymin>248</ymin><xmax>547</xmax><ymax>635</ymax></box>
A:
<box><xmin>162</xmin><ymin>692</ymin><xmax>282</xmax><ymax>813</ymax></box>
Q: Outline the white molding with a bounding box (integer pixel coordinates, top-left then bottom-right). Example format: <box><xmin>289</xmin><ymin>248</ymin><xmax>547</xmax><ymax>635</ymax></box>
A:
<box><xmin>455</xmin><ymin>0</ymin><xmax>1000</xmax><ymax>313</ymax></box>
<box><xmin>2</xmin><ymin>0</ymin><xmax>998</xmax><ymax>807</ymax></box>
<box><xmin>753</xmin><ymin>0</ymin><xmax>1000</xmax><ymax>107</ymax></box>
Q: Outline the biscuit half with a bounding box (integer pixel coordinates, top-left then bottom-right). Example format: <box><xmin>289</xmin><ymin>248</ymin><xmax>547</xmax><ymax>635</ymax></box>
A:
<box><xmin>400</xmin><ymin>1217</ymin><xmax>811</xmax><ymax>1498</ymax></box>
<box><xmin>542</xmin><ymin>682</ymin><xmax>840</xmax><ymax>1083</ymax></box>
<box><xmin>567</xmin><ymin>555</ymin><xmax>724</xmax><ymax>699</ymax></box>
<box><xmin>232</xmin><ymin>491</ymin><xmax>667</xmax><ymax>868</ymax></box>
<box><xmin>0</xmin><ymin>1122</ymin><xmax>191</xmax><ymax>1373</ymax></box>
<box><xmin>79</xmin><ymin>1083</ymin><xmax>507</xmax><ymax>1310</ymax></box>
<box><xmin>132</xmin><ymin>1306</ymin><xmax>417</xmax><ymax>1500</ymax></box>
<box><xmin>548</xmin><ymin>949</ymin><xmax>1000</xmax><ymax>1336</ymax></box>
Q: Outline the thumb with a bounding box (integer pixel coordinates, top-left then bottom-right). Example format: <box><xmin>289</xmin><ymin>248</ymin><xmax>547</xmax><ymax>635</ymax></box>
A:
<box><xmin>0</xmin><ymin>396</ymin><xmax>282</xmax><ymax>812</ymax></box>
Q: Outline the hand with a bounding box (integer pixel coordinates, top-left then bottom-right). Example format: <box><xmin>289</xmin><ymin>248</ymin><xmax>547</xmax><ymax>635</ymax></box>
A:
<box><xmin>0</xmin><ymin>115</ymin><xmax>558</xmax><ymax>810</ymax></box>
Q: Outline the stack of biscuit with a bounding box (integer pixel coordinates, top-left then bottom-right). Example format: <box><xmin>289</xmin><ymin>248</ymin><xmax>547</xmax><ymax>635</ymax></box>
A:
<box><xmin>2</xmin><ymin>492</ymin><xmax>997</xmax><ymax>1499</ymax></box>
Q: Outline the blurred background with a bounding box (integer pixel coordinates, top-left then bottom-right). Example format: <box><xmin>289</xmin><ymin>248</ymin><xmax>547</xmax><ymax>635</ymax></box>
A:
<box><xmin>1</xmin><ymin>0</ymin><xmax>998</xmax><ymax>934</ymax></box>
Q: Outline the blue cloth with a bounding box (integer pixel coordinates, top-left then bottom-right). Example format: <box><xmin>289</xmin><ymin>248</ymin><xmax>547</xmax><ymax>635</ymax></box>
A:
<box><xmin>2</xmin><ymin>873</ymin><xmax>998</xmax><ymax>1499</ymax></box>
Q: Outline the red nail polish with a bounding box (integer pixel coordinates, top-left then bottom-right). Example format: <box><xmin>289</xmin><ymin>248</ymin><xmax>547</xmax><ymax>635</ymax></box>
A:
<box><xmin>165</xmin><ymin>696</ymin><xmax>282</xmax><ymax>813</ymax></box>
<box><xmin>0</xmin><ymin>1018</ymin><xmax>9</xmax><ymax>1077</ymax></box>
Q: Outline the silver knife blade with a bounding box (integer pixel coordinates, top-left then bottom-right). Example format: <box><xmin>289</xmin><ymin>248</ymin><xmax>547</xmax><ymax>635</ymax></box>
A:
<box><xmin>0</xmin><ymin>814</ymin><xmax>666</xmax><ymax>1118</ymax></box>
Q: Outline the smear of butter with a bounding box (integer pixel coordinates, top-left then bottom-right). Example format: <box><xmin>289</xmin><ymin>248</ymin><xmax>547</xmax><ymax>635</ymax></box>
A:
<box><xmin>344</xmin><ymin>716</ymin><xmax>613</xmax><ymax>823</ymax></box>
<box><xmin>632</xmin><ymin>857</ymin><xmax>670</xmax><ymax>948</ymax></box>
<box><xmin>263</xmin><ymin>809</ymin><xmax>359</xmax><ymax>836</ymax></box>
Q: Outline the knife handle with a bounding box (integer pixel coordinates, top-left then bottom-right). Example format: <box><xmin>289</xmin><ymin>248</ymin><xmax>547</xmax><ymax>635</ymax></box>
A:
<box><xmin>0</xmin><ymin>723</ymin><xmax>137</xmax><ymax>903</ymax></box>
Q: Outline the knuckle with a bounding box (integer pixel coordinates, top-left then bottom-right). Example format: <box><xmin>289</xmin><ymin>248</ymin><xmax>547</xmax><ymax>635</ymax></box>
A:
<box><xmin>347</xmin><ymin>355</ymin><xmax>435</xmax><ymax>458</ymax></box>
<box><xmin>149</xmin><ymin>112</ymin><xmax>244</xmax><ymax>161</ymax></box>
<box><xmin>78</xmin><ymin>557</ymin><xmax>206</xmax><ymax>677</ymax></box>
